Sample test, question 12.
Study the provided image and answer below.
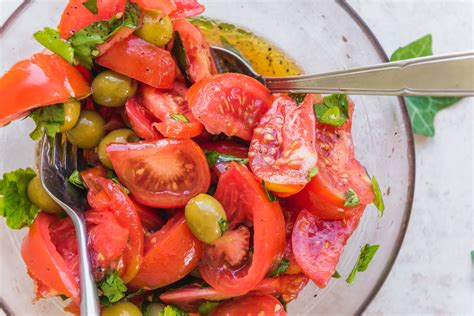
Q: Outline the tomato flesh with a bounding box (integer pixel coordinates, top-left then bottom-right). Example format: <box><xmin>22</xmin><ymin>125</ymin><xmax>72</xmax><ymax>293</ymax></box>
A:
<box><xmin>187</xmin><ymin>73</ymin><xmax>274</xmax><ymax>140</ymax></box>
<box><xmin>97</xmin><ymin>35</ymin><xmax>176</xmax><ymax>89</ymax></box>
<box><xmin>249</xmin><ymin>95</ymin><xmax>317</xmax><ymax>196</ymax></box>
<box><xmin>0</xmin><ymin>53</ymin><xmax>90</xmax><ymax>126</ymax></box>
<box><xmin>125</xmin><ymin>97</ymin><xmax>163</xmax><ymax>140</ymax></box>
<box><xmin>211</xmin><ymin>293</ymin><xmax>286</xmax><ymax>316</ymax></box>
<box><xmin>170</xmin><ymin>0</ymin><xmax>205</xmax><ymax>19</ymax></box>
<box><xmin>107</xmin><ymin>139</ymin><xmax>210</xmax><ymax>208</ymax></box>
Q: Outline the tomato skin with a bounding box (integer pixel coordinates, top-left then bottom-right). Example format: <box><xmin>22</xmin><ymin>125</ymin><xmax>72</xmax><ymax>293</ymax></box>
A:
<box><xmin>292</xmin><ymin>207</ymin><xmax>365</xmax><ymax>288</ymax></box>
<box><xmin>58</xmin><ymin>0</ymin><xmax>126</xmax><ymax>38</ymax></box>
<box><xmin>200</xmin><ymin>141</ymin><xmax>249</xmax><ymax>158</ymax></box>
<box><xmin>0</xmin><ymin>53</ymin><xmax>90</xmax><ymax>126</ymax></box>
<box><xmin>21</xmin><ymin>213</ymin><xmax>80</xmax><ymax>303</ymax></box>
<box><xmin>125</xmin><ymin>97</ymin><xmax>163</xmax><ymax>140</ymax></box>
<box><xmin>133</xmin><ymin>0</ymin><xmax>176</xmax><ymax>12</ymax></box>
<box><xmin>97</xmin><ymin>26</ymin><xmax>135</xmax><ymax>56</ymax></box>
<box><xmin>249</xmin><ymin>95</ymin><xmax>317</xmax><ymax>196</ymax></box>
<box><xmin>131</xmin><ymin>200</ymin><xmax>164</xmax><ymax>233</ymax></box>
<box><xmin>107</xmin><ymin>139</ymin><xmax>211</xmax><ymax>208</ymax></box>
<box><xmin>200</xmin><ymin>163</ymin><xmax>285</xmax><ymax>295</ymax></box>
<box><xmin>130</xmin><ymin>211</ymin><xmax>202</xmax><ymax>289</ymax></box>
<box><xmin>211</xmin><ymin>293</ymin><xmax>286</xmax><ymax>316</ymax></box>
<box><xmin>170</xmin><ymin>0</ymin><xmax>205</xmax><ymax>19</ymax></box>
<box><xmin>187</xmin><ymin>73</ymin><xmax>274</xmax><ymax>140</ymax></box>
<box><xmin>153</xmin><ymin>120</ymin><xmax>203</xmax><ymax>138</ymax></box>
<box><xmin>97</xmin><ymin>35</ymin><xmax>177</xmax><ymax>89</ymax></box>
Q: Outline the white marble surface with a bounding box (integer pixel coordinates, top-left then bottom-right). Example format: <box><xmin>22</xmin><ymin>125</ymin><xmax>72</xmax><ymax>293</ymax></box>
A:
<box><xmin>347</xmin><ymin>1</ymin><xmax>474</xmax><ymax>315</ymax></box>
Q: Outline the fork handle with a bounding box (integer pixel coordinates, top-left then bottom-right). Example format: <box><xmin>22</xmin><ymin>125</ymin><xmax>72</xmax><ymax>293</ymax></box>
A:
<box><xmin>264</xmin><ymin>51</ymin><xmax>474</xmax><ymax>96</ymax></box>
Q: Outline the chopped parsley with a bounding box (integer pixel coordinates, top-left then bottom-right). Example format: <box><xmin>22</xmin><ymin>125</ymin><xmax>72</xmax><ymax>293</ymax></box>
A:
<box><xmin>170</xmin><ymin>113</ymin><xmax>190</xmax><ymax>123</ymax></box>
<box><xmin>218</xmin><ymin>218</ymin><xmax>229</xmax><ymax>236</ymax></box>
<box><xmin>29</xmin><ymin>104</ymin><xmax>65</xmax><ymax>140</ymax></box>
<box><xmin>346</xmin><ymin>244</ymin><xmax>379</xmax><ymax>283</ymax></box>
<box><xmin>313</xmin><ymin>94</ymin><xmax>349</xmax><ymax>127</ymax></box>
<box><xmin>371</xmin><ymin>176</ymin><xmax>385</xmax><ymax>217</ymax></box>
<box><xmin>307</xmin><ymin>166</ymin><xmax>318</xmax><ymax>181</ymax></box>
<box><xmin>288</xmin><ymin>93</ymin><xmax>307</xmax><ymax>104</ymax></box>
<box><xmin>332</xmin><ymin>271</ymin><xmax>341</xmax><ymax>279</ymax></box>
<box><xmin>269</xmin><ymin>258</ymin><xmax>290</xmax><ymax>277</ymax></box>
<box><xmin>99</xmin><ymin>271</ymin><xmax>127</xmax><ymax>305</ymax></box>
<box><xmin>343</xmin><ymin>188</ymin><xmax>360</xmax><ymax>208</ymax></box>
<box><xmin>261</xmin><ymin>180</ymin><xmax>277</xmax><ymax>202</ymax></box>
<box><xmin>68</xmin><ymin>170</ymin><xmax>85</xmax><ymax>189</ymax></box>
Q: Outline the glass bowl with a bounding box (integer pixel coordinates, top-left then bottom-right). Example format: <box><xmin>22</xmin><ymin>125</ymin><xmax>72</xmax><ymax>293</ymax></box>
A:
<box><xmin>0</xmin><ymin>0</ymin><xmax>415</xmax><ymax>315</ymax></box>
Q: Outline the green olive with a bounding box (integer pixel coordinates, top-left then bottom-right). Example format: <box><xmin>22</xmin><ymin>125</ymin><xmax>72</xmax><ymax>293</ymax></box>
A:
<box><xmin>92</xmin><ymin>70</ymin><xmax>137</xmax><ymax>107</ymax></box>
<box><xmin>98</xmin><ymin>129</ymin><xmax>139</xmax><ymax>168</ymax></box>
<box><xmin>101</xmin><ymin>302</ymin><xmax>142</xmax><ymax>316</ymax></box>
<box><xmin>135</xmin><ymin>10</ymin><xmax>173</xmax><ymax>47</ymax></box>
<box><xmin>60</xmin><ymin>100</ymin><xmax>81</xmax><ymax>132</ymax></box>
<box><xmin>185</xmin><ymin>194</ymin><xmax>227</xmax><ymax>244</ymax></box>
<box><xmin>27</xmin><ymin>176</ymin><xmax>62</xmax><ymax>214</ymax></box>
<box><xmin>66</xmin><ymin>110</ymin><xmax>105</xmax><ymax>149</ymax></box>
<box><xmin>145</xmin><ymin>303</ymin><xmax>164</xmax><ymax>316</ymax></box>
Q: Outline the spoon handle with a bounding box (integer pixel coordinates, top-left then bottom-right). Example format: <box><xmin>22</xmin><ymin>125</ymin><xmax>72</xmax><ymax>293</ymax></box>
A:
<box><xmin>264</xmin><ymin>51</ymin><xmax>474</xmax><ymax>96</ymax></box>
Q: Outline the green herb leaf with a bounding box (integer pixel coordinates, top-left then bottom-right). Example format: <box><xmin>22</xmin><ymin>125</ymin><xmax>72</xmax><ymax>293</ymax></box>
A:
<box><xmin>261</xmin><ymin>180</ymin><xmax>277</xmax><ymax>202</ymax></box>
<box><xmin>278</xmin><ymin>297</ymin><xmax>288</xmax><ymax>311</ymax></box>
<box><xmin>313</xmin><ymin>94</ymin><xmax>349</xmax><ymax>127</ymax></box>
<box><xmin>343</xmin><ymin>188</ymin><xmax>360</xmax><ymax>208</ymax></box>
<box><xmin>204</xmin><ymin>150</ymin><xmax>248</xmax><ymax>169</ymax></box>
<box><xmin>307</xmin><ymin>166</ymin><xmax>318</xmax><ymax>181</ymax></box>
<box><xmin>58</xmin><ymin>294</ymin><xmax>70</xmax><ymax>301</ymax></box>
<box><xmin>390</xmin><ymin>34</ymin><xmax>461</xmax><ymax>136</ymax></box>
<box><xmin>170</xmin><ymin>113</ymin><xmax>190</xmax><ymax>123</ymax></box>
<box><xmin>332</xmin><ymin>271</ymin><xmax>341</xmax><ymax>279</ymax></box>
<box><xmin>288</xmin><ymin>93</ymin><xmax>307</xmax><ymax>104</ymax></box>
<box><xmin>68</xmin><ymin>170</ymin><xmax>85</xmax><ymax>189</ymax></box>
<box><xmin>82</xmin><ymin>0</ymin><xmax>98</xmax><ymax>14</ymax></box>
<box><xmin>346</xmin><ymin>244</ymin><xmax>379</xmax><ymax>284</ymax></box>
<box><xmin>33</xmin><ymin>28</ymin><xmax>75</xmax><ymax>63</ymax></box>
<box><xmin>172</xmin><ymin>31</ymin><xmax>192</xmax><ymax>86</ymax></box>
<box><xmin>218</xmin><ymin>218</ymin><xmax>229</xmax><ymax>236</ymax></box>
<box><xmin>371</xmin><ymin>176</ymin><xmax>385</xmax><ymax>217</ymax></box>
<box><xmin>0</xmin><ymin>168</ymin><xmax>38</xmax><ymax>229</ymax></box>
<box><xmin>99</xmin><ymin>271</ymin><xmax>127</xmax><ymax>304</ymax></box>
<box><xmin>471</xmin><ymin>250</ymin><xmax>474</xmax><ymax>263</ymax></box>
<box><xmin>159</xmin><ymin>305</ymin><xmax>187</xmax><ymax>316</ymax></box>
<box><xmin>29</xmin><ymin>104</ymin><xmax>65</xmax><ymax>140</ymax></box>
<box><xmin>198</xmin><ymin>301</ymin><xmax>220</xmax><ymax>316</ymax></box>
<box><xmin>269</xmin><ymin>258</ymin><xmax>290</xmax><ymax>277</ymax></box>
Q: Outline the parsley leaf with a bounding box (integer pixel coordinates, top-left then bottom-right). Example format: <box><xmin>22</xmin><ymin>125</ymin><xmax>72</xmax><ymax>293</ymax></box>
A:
<box><xmin>313</xmin><ymin>94</ymin><xmax>349</xmax><ymax>127</ymax></box>
<box><xmin>99</xmin><ymin>271</ymin><xmax>127</xmax><ymax>304</ymax></box>
<box><xmin>170</xmin><ymin>113</ymin><xmax>190</xmax><ymax>123</ymax></box>
<box><xmin>269</xmin><ymin>258</ymin><xmax>290</xmax><ymax>277</ymax></box>
<box><xmin>288</xmin><ymin>93</ymin><xmax>307</xmax><ymax>104</ymax></box>
<box><xmin>68</xmin><ymin>170</ymin><xmax>85</xmax><ymax>189</ymax></box>
<box><xmin>0</xmin><ymin>168</ymin><xmax>39</xmax><ymax>229</ymax></box>
<box><xmin>371</xmin><ymin>176</ymin><xmax>385</xmax><ymax>217</ymax></box>
<box><xmin>307</xmin><ymin>166</ymin><xmax>318</xmax><ymax>181</ymax></box>
<box><xmin>33</xmin><ymin>28</ymin><xmax>75</xmax><ymax>63</ymax></box>
<box><xmin>390</xmin><ymin>34</ymin><xmax>461</xmax><ymax>136</ymax></box>
<box><xmin>346</xmin><ymin>244</ymin><xmax>379</xmax><ymax>283</ymax></box>
<box><xmin>29</xmin><ymin>104</ymin><xmax>65</xmax><ymax>140</ymax></box>
<box><xmin>82</xmin><ymin>0</ymin><xmax>98</xmax><ymax>14</ymax></box>
<box><xmin>261</xmin><ymin>180</ymin><xmax>277</xmax><ymax>202</ymax></box>
<box><xmin>343</xmin><ymin>188</ymin><xmax>360</xmax><ymax>208</ymax></box>
<box><xmin>332</xmin><ymin>271</ymin><xmax>341</xmax><ymax>279</ymax></box>
<box><xmin>204</xmin><ymin>150</ymin><xmax>248</xmax><ymax>169</ymax></box>
<box><xmin>218</xmin><ymin>218</ymin><xmax>229</xmax><ymax>236</ymax></box>
<box><xmin>171</xmin><ymin>31</ymin><xmax>192</xmax><ymax>86</ymax></box>
<box><xmin>198</xmin><ymin>301</ymin><xmax>220</xmax><ymax>316</ymax></box>
<box><xmin>159</xmin><ymin>305</ymin><xmax>187</xmax><ymax>316</ymax></box>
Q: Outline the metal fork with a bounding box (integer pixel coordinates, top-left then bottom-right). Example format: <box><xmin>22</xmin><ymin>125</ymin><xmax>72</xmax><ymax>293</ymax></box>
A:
<box><xmin>39</xmin><ymin>134</ymin><xmax>100</xmax><ymax>316</ymax></box>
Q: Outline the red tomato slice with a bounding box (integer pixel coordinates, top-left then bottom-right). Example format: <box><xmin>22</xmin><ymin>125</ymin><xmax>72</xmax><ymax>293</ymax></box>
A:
<box><xmin>153</xmin><ymin>120</ymin><xmax>203</xmax><ymax>138</ymax></box>
<box><xmin>199</xmin><ymin>163</ymin><xmax>285</xmax><ymax>295</ymax></box>
<box><xmin>279</xmin><ymin>198</ymin><xmax>302</xmax><ymax>275</ymax></box>
<box><xmin>0</xmin><ymin>53</ymin><xmax>90</xmax><ymax>126</ymax></box>
<box><xmin>129</xmin><ymin>211</ymin><xmax>202</xmax><ymax>289</ymax></box>
<box><xmin>172</xmin><ymin>18</ymin><xmax>217</xmax><ymax>83</ymax></box>
<box><xmin>292</xmin><ymin>207</ymin><xmax>365</xmax><ymax>288</ymax></box>
<box><xmin>294</xmin><ymin>115</ymin><xmax>374</xmax><ymax>219</ymax></box>
<box><xmin>21</xmin><ymin>213</ymin><xmax>80</xmax><ymax>303</ymax></box>
<box><xmin>133</xmin><ymin>0</ymin><xmax>176</xmax><ymax>13</ymax></box>
<box><xmin>170</xmin><ymin>0</ymin><xmax>205</xmax><ymax>19</ymax></box>
<box><xmin>107</xmin><ymin>139</ymin><xmax>210</xmax><ymax>208</ymax></box>
<box><xmin>187</xmin><ymin>73</ymin><xmax>274</xmax><ymax>140</ymax></box>
<box><xmin>211</xmin><ymin>293</ymin><xmax>286</xmax><ymax>316</ymax></box>
<box><xmin>97</xmin><ymin>35</ymin><xmax>176</xmax><ymax>89</ymax></box>
<box><xmin>125</xmin><ymin>97</ymin><xmax>163</xmax><ymax>140</ymax></box>
<box><xmin>200</xmin><ymin>141</ymin><xmax>249</xmax><ymax>158</ymax></box>
<box><xmin>58</xmin><ymin>0</ymin><xmax>126</xmax><ymax>38</ymax></box>
<box><xmin>249</xmin><ymin>95</ymin><xmax>317</xmax><ymax>196</ymax></box>
<box><xmin>131</xmin><ymin>200</ymin><xmax>164</xmax><ymax>233</ymax></box>
<box><xmin>97</xmin><ymin>26</ymin><xmax>135</xmax><ymax>56</ymax></box>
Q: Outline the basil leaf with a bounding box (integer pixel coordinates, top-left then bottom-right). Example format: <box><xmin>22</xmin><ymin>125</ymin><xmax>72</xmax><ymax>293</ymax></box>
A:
<box><xmin>314</xmin><ymin>94</ymin><xmax>349</xmax><ymax>127</ymax></box>
<box><xmin>218</xmin><ymin>218</ymin><xmax>229</xmax><ymax>236</ymax></box>
<box><xmin>0</xmin><ymin>168</ymin><xmax>39</xmax><ymax>229</ymax></box>
<box><xmin>170</xmin><ymin>113</ymin><xmax>190</xmax><ymax>123</ymax></box>
<box><xmin>288</xmin><ymin>93</ymin><xmax>307</xmax><ymax>105</ymax></box>
<box><xmin>99</xmin><ymin>271</ymin><xmax>127</xmax><ymax>304</ymax></box>
<box><xmin>198</xmin><ymin>301</ymin><xmax>220</xmax><ymax>316</ymax></box>
<box><xmin>332</xmin><ymin>271</ymin><xmax>341</xmax><ymax>279</ymax></box>
<box><xmin>262</xmin><ymin>180</ymin><xmax>277</xmax><ymax>202</ymax></box>
<box><xmin>343</xmin><ymin>188</ymin><xmax>360</xmax><ymax>208</ymax></box>
<box><xmin>29</xmin><ymin>104</ymin><xmax>65</xmax><ymax>140</ymax></box>
<box><xmin>82</xmin><ymin>0</ymin><xmax>98</xmax><ymax>14</ymax></box>
<box><xmin>346</xmin><ymin>244</ymin><xmax>379</xmax><ymax>283</ymax></box>
<box><xmin>390</xmin><ymin>34</ymin><xmax>461</xmax><ymax>136</ymax></box>
<box><xmin>172</xmin><ymin>31</ymin><xmax>192</xmax><ymax>86</ymax></box>
<box><xmin>371</xmin><ymin>176</ymin><xmax>385</xmax><ymax>217</ymax></box>
<box><xmin>68</xmin><ymin>170</ymin><xmax>85</xmax><ymax>189</ymax></box>
<box><xmin>159</xmin><ymin>305</ymin><xmax>187</xmax><ymax>316</ymax></box>
<box><xmin>204</xmin><ymin>150</ymin><xmax>248</xmax><ymax>169</ymax></box>
<box><xmin>33</xmin><ymin>27</ymin><xmax>75</xmax><ymax>63</ymax></box>
<box><xmin>269</xmin><ymin>258</ymin><xmax>290</xmax><ymax>277</ymax></box>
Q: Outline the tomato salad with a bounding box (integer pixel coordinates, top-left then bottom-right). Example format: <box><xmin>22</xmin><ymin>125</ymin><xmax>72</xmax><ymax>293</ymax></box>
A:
<box><xmin>0</xmin><ymin>0</ymin><xmax>385</xmax><ymax>315</ymax></box>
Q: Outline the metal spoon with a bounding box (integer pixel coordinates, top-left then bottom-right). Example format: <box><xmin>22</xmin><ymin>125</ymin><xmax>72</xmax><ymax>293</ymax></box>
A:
<box><xmin>211</xmin><ymin>47</ymin><xmax>474</xmax><ymax>97</ymax></box>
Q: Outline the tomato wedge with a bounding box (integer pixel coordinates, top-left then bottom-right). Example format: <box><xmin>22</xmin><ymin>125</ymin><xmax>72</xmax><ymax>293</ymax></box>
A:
<box><xmin>249</xmin><ymin>95</ymin><xmax>317</xmax><ymax>196</ymax></box>
<box><xmin>187</xmin><ymin>73</ymin><xmax>274</xmax><ymax>140</ymax></box>
<box><xmin>125</xmin><ymin>97</ymin><xmax>163</xmax><ymax>140</ymax></box>
<box><xmin>199</xmin><ymin>163</ymin><xmax>285</xmax><ymax>295</ymax></box>
<box><xmin>200</xmin><ymin>141</ymin><xmax>249</xmax><ymax>158</ymax></box>
<box><xmin>97</xmin><ymin>35</ymin><xmax>176</xmax><ymax>89</ymax></box>
<box><xmin>170</xmin><ymin>0</ymin><xmax>205</xmax><ymax>19</ymax></box>
<box><xmin>172</xmin><ymin>18</ymin><xmax>217</xmax><ymax>83</ymax></box>
<box><xmin>58</xmin><ymin>0</ymin><xmax>126</xmax><ymax>38</ymax></box>
<box><xmin>211</xmin><ymin>293</ymin><xmax>286</xmax><ymax>316</ymax></box>
<box><xmin>129</xmin><ymin>211</ymin><xmax>202</xmax><ymax>289</ymax></box>
<box><xmin>292</xmin><ymin>207</ymin><xmax>365</xmax><ymax>288</ymax></box>
<box><xmin>0</xmin><ymin>53</ymin><xmax>90</xmax><ymax>126</ymax></box>
<box><xmin>107</xmin><ymin>139</ymin><xmax>210</xmax><ymax>208</ymax></box>
<box><xmin>133</xmin><ymin>0</ymin><xmax>176</xmax><ymax>13</ymax></box>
